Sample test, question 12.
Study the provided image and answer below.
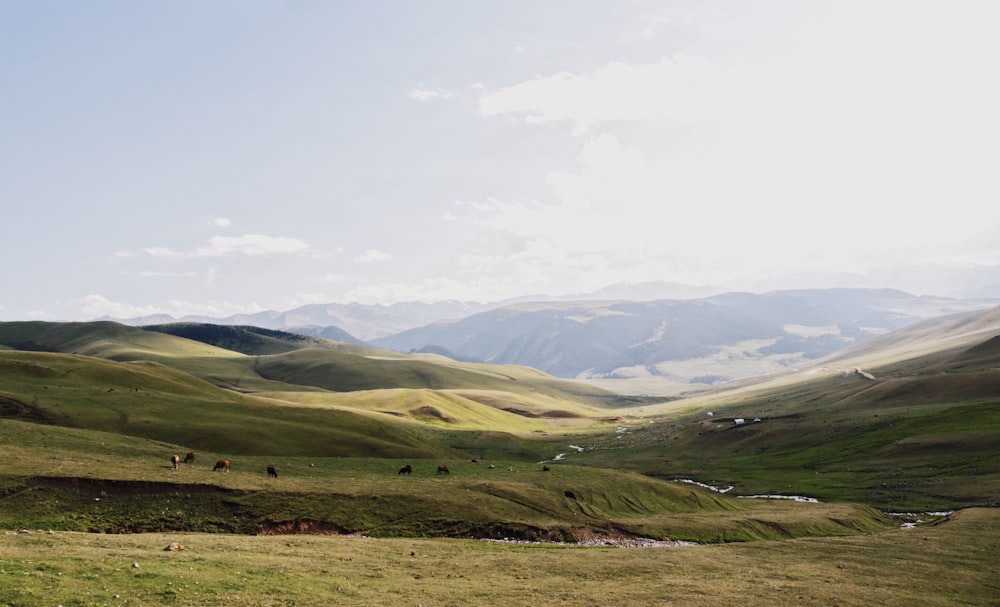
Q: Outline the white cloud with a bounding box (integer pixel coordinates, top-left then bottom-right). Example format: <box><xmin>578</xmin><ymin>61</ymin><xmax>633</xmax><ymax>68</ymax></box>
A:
<box><xmin>408</xmin><ymin>88</ymin><xmax>455</xmax><ymax>102</ymax></box>
<box><xmin>130</xmin><ymin>270</ymin><xmax>200</xmax><ymax>278</ymax></box>
<box><xmin>478</xmin><ymin>55</ymin><xmax>716</xmax><ymax>134</ymax></box>
<box><xmin>354</xmin><ymin>249</ymin><xmax>392</xmax><ymax>263</ymax></box>
<box><xmin>470</xmin><ymin>3</ymin><xmax>1000</xmax><ymax>286</ymax></box>
<box><xmin>202</xmin><ymin>235</ymin><xmax>307</xmax><ymax>256</ymax></box>
<box><xmin>79</xmin><ymin>294</ymin><xmax>267</xmax><ymax>320</ymax></box>
<box><xmin>80</xmin><ymin>294</ymin><xmax>168</xmax><ymax>319</ymax></box>
<box><xmin>344</xmin><ymin>276</ymin><xmax>515</xmax><ymax>305</ymax></box>
<box><xmin>144</xmin><ymin>234</ymin><xmax>308</xmax><ymax>259</ymax></box>
<box><xmin>546</xmin><ymin>133</ymin><xmax>648</xmax><ymax>213</ymax></box>
<box><xmin>287</xmin><ymin>292</ymin><xmax>333</xmax><ymax>306</ymax></box>
<box><xmin>212</xmin><ymin>217</ymin><xmax>232</xmax><ymax>228</ymax></box>
<box><xmin>143</xmin><ymin>246</ymin><xmax>179</xmax><ymax>259</ymax></box>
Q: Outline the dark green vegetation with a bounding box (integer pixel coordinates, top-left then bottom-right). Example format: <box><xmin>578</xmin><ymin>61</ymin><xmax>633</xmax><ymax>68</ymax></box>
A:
<box><xmin>1</xmin><ymin>311</ymin><xmax>999</xmax><ymax>544</ymax></box>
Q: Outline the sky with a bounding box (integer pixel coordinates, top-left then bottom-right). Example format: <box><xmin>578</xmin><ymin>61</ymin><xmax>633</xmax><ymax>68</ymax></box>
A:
<box><xmin>2</xmin><ymin>0</ymin><xmax>999</xmax><ymax>321</ymax></box>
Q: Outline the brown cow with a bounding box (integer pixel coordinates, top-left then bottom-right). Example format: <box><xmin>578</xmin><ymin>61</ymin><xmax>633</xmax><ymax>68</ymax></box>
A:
<box><xmin>183</xmin><ymin>452</ymin><xmax>196</xmax><ymax>464</ymax></box>
<box><xmin>213</xmin><ymin>459</ymin><xmax>230</xmax><ymax>472</ymax></box>
<box><xmin>170</xmin><ymin>454</ymin><xmax>180</xmax><ymax>470</ymax></box>
<box><xmin>267</xmin><ymin>465</ymin><xmax>278</xmax><ymax>478</ymax></box>
<box><xmin>437</xmin><ymin>465</ymin><xmax>450</xmax><ymax>475</ymax></box>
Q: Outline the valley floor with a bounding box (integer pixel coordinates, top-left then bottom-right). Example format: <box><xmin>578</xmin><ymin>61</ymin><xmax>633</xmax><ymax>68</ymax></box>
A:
<box><xmin>2</xmin><ymin>508</ymin><xmax>997</xmax><ymax>606</ymax></box>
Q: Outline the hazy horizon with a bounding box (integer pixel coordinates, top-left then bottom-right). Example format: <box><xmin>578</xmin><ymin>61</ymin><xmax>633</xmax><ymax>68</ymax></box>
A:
<box><xmin>3</xmin><ymin>1</ymin><xmax>999</xmax><ymax>322</ymax></box>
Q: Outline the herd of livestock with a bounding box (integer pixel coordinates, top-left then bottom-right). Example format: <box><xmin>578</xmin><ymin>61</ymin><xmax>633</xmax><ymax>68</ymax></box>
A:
<box><xmin>168</xmin><ymin>453</ymin><xmax>552</xmax><ymax>477</ymax></box>
<box><xmin>169</xmin><ymin>452</ymin><xmax>234</xmax><ymax>473</ymax></box>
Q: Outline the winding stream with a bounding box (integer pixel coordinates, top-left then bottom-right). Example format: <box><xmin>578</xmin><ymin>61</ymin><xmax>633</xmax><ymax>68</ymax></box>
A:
<box><xmin>541</xmin><ymin>446</ymin><xmax>823</xmax><ymax>502</ymax></box>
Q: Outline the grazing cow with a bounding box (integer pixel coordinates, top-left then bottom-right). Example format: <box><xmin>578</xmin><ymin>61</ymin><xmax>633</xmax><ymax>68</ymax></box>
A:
<box><xmin>398</xmin><ymin>464</ymin><xmax>413</xmax><ymax>475</ymax></box>
<box><xmin>267</xmin><ymin>465</ymin><xmax>278</xmax><ymax>478</ymax></box>
<box><xmin>170</xmin><ymin>454</ymin><xmax>180</xmax><ymax>470</ymax></box>
<box><xmin>542</xmin><ymin>466</ymin><xmax>550</xmax><ymax>472</ymax></box>
<box><xmin>183</xmin><ymin>452</ymin><xmax>196</xmax><ymax>464</ymax></box>
<box><xmin>437</xmin><ymin>465</ymin><xmax>450</xmax><ymax>475</ymax></box>
<box><xmin>213</xmin><ymin>459</ymin><xmax>230</xmax><ymax>472</ymax></box>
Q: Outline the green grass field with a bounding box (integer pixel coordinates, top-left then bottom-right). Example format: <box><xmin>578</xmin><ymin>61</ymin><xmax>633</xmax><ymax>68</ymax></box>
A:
<box><xmin>1</xmin><ymin>508</ymin><xmax>996</xmax><ymax>607</ymax></box>
<box><xmin>571</xmin><ymin>348</ymin><xmax>1000</xmax><ymax>511</ymax></box>
<box><xmin>1</xmin><ymin>319</ymin><xmax>999</xmax><ymax>604</ymax></box>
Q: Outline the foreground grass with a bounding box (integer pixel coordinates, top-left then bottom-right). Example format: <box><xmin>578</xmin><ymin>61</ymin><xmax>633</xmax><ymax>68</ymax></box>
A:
<box><xmin>1</xmin><ymin>508</ymin><xmax>997</xmax><ymax>607</ymax></box>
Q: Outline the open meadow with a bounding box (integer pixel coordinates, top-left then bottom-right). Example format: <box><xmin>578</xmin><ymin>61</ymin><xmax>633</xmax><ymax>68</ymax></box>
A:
<box><xmin>2</xmin><ymin>508</ymin><xmax>998</xmax><ymax>607</ymax></box>
<box><xmin>2</xmin><ymin>319</ymin><xmax>999</xmax><ymax>605</ymax></box>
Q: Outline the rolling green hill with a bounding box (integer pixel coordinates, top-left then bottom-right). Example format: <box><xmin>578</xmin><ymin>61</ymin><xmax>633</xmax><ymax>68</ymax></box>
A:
<box><xmin>143</xmin><ymin>322</ymin><xmax>331</xmax><ymax>355</ymax></box>
<box><xmin>568</xmin><ymin>307</ymin><xmax>1000</xmax><ymax>511</ymax></box>
<box><xmin>0</xmin><ymin>414</ymin><xmax>890</xmax><ymax>541</ymax></box>
<box><xmin>0</xmin><ymin>350</ymin><xmax>458</xmax><ymax>459</ymax></box>
<box><xmin>0</xmin><ymin>321</ymin><xmax>627</xmax><ymax>463</ymax></box>
<box><xmin>0</xmin><ymin>320</ymin><xmax>639</xmax><ymax>412</ymax></box>
<box><xmin>1</xmin><ymin>312</ymin><xmax>997</xmax><ymax>539</ymax></box>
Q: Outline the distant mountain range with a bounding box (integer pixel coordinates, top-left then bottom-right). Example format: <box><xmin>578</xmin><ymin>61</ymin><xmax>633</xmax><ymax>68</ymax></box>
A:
<box><xmin>369</xmin><ymin>289</ymin><xmax>996</xmax><ymax>384</ymax></box>
<box><xmin>106</xmin><ymin>281</ymin><xmax>727</xmax><ymax>340</ymax></box>
<box><xmin>107</xmin><ymin>286</ymin><xmax>998</xmax><ymax>390</ymax></box>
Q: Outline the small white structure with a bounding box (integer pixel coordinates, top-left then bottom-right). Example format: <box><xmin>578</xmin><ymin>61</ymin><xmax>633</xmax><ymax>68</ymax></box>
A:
<box><xmin>856</xmin><ymin>368</ymin><xmax>877</xmax><ymax>380</ymax></box>
<box><xmin>734</xmin><ymin>418</ymin><xmax>745</xmax><ymax>425</ymax></box>
<box><xmin>706</xmin><ymin>411</ymin><xmax>714</xmax><ymax>417</ymax></box>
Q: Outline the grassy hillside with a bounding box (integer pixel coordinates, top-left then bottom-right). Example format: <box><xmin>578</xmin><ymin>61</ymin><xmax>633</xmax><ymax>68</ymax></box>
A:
<box><xmin>252</xmin><ymin>347</ymin><xmax>622</xmax><ymax>405</ymax></box>
<box><xmin>143</xmin><ymin>323</ymin><xmax>330</xmax><ymax>355</ymax></box>
<box><xmin>570</xmin><ymin>322</ymin><xmax>1000</xmax><ymax>511</ymax></box>
<box><xmin>0</xmin><ymin>350</ymin><xmax>463</xmax><ymax>459</ymax></box>
<box><xmin>1</xmin><ymin>313</ymin><xmax>997</xmax><ymax>542</ymax></box>
<box><xmin>141</xmin><ymin>321</ymin><xmax>636</xmax><ymax>408</ymax></box>
<box><xmin>260</xmin><ymin>389</ymin><xmax>551</xmax><ymax>432</ymax></box>
<box><xmin>0</xmin><ymin>321</ymin><xmax>891</xmax><ymax>542</ymax></box>
<box><xmin>0</xmin><ymin>320</ymin><xmax>638</xmax><ymax>407</ymax></box>
<box><xmin>0</xmin><ymin>416</ymin><xmax>889</xmax><ymax>542</ymax></box>
<box><xmin>0</xmin><ymin>320</ymin><xmax>297</xmax><ymax>393</ymax></box>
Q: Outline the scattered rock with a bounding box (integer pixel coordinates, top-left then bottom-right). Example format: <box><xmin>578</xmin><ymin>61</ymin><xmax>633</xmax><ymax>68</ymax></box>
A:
<box><xmin>163</xmin><ymin>542</ymin><xmax>184</xmax><ymax>551</ymax></box>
